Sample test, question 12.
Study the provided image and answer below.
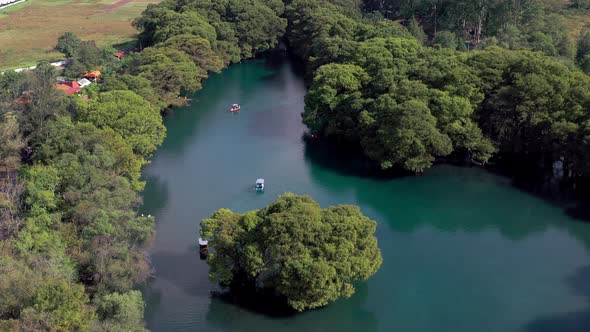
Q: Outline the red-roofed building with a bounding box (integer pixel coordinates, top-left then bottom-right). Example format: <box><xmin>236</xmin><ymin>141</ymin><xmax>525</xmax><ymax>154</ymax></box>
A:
<box><xmin>114</xmin><ymin>52</ymin><xmax>125</xmax><ymax>59</ymax></box>
<box><xmin>55</xmin><ymin>81</ymin><xmax>81</xmax><ymax>95</ymax></box>
<box><xmin>83</xmin><ymin>70</ymin><xmax>101</xmax><ymax>80</ymax></box>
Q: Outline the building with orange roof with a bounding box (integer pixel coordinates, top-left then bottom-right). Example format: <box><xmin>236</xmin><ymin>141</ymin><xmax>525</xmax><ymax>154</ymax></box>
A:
<box><xmin>83</xmin><ymin>70</ymin><xmax>101</xmax><ymax>80</ymax></box>
<box><xmin>55</xmin><ymin>81</ymin><xmax>81</xmax><ymax>95</ymax></box>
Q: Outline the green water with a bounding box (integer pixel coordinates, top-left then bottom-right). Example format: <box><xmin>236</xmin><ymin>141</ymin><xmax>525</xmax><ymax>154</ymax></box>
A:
<box><xmin>141</xmin><ymin>54</ymin><xmax>590</xmax><ymax>332</ymax></box>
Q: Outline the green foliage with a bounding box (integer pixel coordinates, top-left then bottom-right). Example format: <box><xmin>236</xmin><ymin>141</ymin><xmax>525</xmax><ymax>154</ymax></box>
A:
<box><xmin>17</xmin><ymin>63</ymin><xmax>65</xmax><ymax>141</ymax></box>
<box><xmin>432</xmin><ymin>31</ymin><xmax>458</xmax><ymax>50</ymax></box>
<box><xmin>80</xmin><ymin>90</ymin><xmax>166</xmax><ymax>157</ymax></box>
<box><xmin>57</xmin><ymin>35</ymin><xmax>115</xmax><ymax>79</ymax></box>
<box><xmin>158</xmin><ymin>34</ymin><xmax>224</xmax><ymax>73</ymax></box>
<box><xmin>292</xmin><ymin>0</ymin><xmax>590</xmax><ymax>176</ymax></box>
<box><xmin>135</xmin><ymin>47</ymin><xmax>203</xmax><ymax>107</ymax></box>
<box><xmin>0</xmin><ymin>257</ymin><xmax>39</xmax><ymax>319</ymax></box>
<box><xmin>573</xmin><ymin>0</ymin><xmax>590</xmax><ymax>9</ymax></box>
<box><xmin>226</xmin><ymin>0</ymin><xmax>287</xmax><ymax>57</ymax></box>
<box><xmin>28</xmin><ymin>280</ymin><xmax>94</xmax><ymax>331</ymax></box>
<box><xmin>201</xmin><ymin>193</ymin><xmax>382</xmax><ymax>311</ymax></box>
<box><xmin>134</xmin><ymin>6</ymin><xmax>217</xmax><ymax>46</ymax></box>
<box><xmin>304</xmin><ymin>63</ymin><xmax>369</xmax><ymax>140</ymax></box>
<box><xmin>55</xmin><ymin>32</ymin><xmax>81</xmax><ymax>58</ymax></box>
<box><xmin>467</xmin><ymin>47</ymin><xmax>590</xmax><ymax>176</ymax></box>
<box><xmin>34</xmin><ymin>116</ymin><xmax>145</xmax><ymax>191</ymax></box>
<box><xmin>134</xmin><ymin>0</ymin><xmax>287</xmax><ymax>60</ymax></box>
<box><xmin>0</xmin><ymin>114</ymin><xmax>24</xmax><ymax>168</ymax></box>
<box><xmin>364</xmin><ymin>0</ymin><xmax>579</xmax><ymax>62</ymax></box>
<box><xmin>407</xmin><ymin>17</ymin><xmax>426</xmax><ymax>44</ymax></box>
<box><xmin>363</xmin><ymin>97</ymin><xmax>453</xmax><ymax>171</ymax></box>
<box><xmin>95</xmin><ymin>291</ymin><xmax>147</xmax><ymax>332</ymax></box>
<box><xmin>101</xmin><ymin>73</ymin><xmax>166</xmax><ymax>110</ymax></box>
<box><xmin>577</xmin><ymin>28</ymin><xmax>590</xmax><ymax>73</ymax></box>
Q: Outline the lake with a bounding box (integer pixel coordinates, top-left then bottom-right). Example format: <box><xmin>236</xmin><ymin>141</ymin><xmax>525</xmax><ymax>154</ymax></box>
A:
<box><xmin>141</xmin><ymin>53</ymin><xmax>590</xmax><ymax>332</ymax></box>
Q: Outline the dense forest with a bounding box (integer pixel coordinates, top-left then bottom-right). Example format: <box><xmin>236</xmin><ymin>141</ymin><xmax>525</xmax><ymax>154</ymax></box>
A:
<box><xmin>1</xmin><ymin>0</ymin><xmax>590</xmax><ymax>329</ymax></box>
<box><xmin>294</xmin><ymin>0</ymin><xmax>590</xmax><ymax>175</ymax></box>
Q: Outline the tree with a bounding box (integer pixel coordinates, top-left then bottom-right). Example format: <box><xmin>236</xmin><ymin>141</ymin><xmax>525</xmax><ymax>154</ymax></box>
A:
<box><xmin>201</xmin><ymin>193</ymin><xmax>382</xmax><ymax>311</ymax></box>
<box><xmin>227</xmin><ymin>0</ymin><xmax>287</xmax><ymax>57</ymax></box>
<box><xmin>0</xmin><ymin>114</ymin><xmax>24</xmax><ymax>169</ymax></box>
<box><xmin>432</xmin><ymin>30</ymin><xmax>458</xmax><ymax>49</ymax></box>
<box><xmin>407</xmin><ymin>17</ymin><xmax>427</xmax><ymax>44</ymax></box>
<box><xmin>26</xmin><ymin>280</ymin><xmax>94</xmax><ymax>331</ymax></box>
<box><xmin>135</xmin><ymin>47</ymin><xmax>203</xmax><ymax>107</ymax></box>
<box><xmin>95</xmin><ymin>291</ymin><xmax>147</xmax><ymax>332</ymax></box>
<box><xmin>101</xmin><ymin>74</ymin><xmax>165</xmax><ymax>110</ymax></box>
<box><xmin>0</xmin><ymin>257</ymin><xmax>39</xmax><ymax>319</ymax></box>
<box><xmin>18</xmin><ymin>62</ymin><xmax>65</xmax><ymax>142</ymax></box>
<box><xmin>573</xmin><ymin>0</ymin><xmax>590</xmax><ymax>9</ymax></box>
<box><xmin>34</xmin><ymin>116</ymin><xmax>146</xmax><ymax>191</ymax></box>
<box><xmin>79</xmin><ymin>90</ymin><xmax>166</xmax><ymax>157</ymax></box>
<box><xmin>134</xmin><ymin>8</ymin><xmax>217</xmax><ymax>46</ymax></box>
<box><xmin>0</xmin><ymin>175</ymin><xmax>24</xmax><ymax>240</ymax></box>
<box><xmin>55</xmin><ymin>32</ymin><xmax>81</xmax><ymax>58</ymax></box>
<box><xmin>303</xmin><ymin>63</ymin><xmax>369</xmax><ymax>140</ymax></box>
<box><xmin>63</xmin><ymin>41</ymin><xmax>106</xmax><ymax>78</ymax></box>
<box><xmin>362</xmin><ymin>96</ymin><xmax>453</xmax><ymax>172</ymax></box>
<box><xmin>577</xmin><ymin>28</ymin><xmax>590</xmax><ymax>64</ymax></box>
<box><xmin>158</xmin><ymin>34</ymin><xmax>224</xmax><ymax>74</ymax></box>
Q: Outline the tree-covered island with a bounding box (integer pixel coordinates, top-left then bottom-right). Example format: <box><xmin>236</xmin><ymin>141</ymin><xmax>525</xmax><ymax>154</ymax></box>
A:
<box><xmin>200</xmin><ymin>193</ymin><xmax>382</xmax><ymax>311</ymax></box>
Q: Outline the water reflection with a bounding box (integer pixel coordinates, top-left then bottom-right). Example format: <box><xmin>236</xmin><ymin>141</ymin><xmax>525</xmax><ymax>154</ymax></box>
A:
<box><xmin>303</xmin><ymin>138</ymin><xmax>585</xmax><ymax>242</ymax></box>
<box><xmin>140</xmin><ymin>174</ymin><xmax>169</xmax><ymax>216</ymax></box>
<box><xmin>204</xmin><ymin>282</ymin><xmax>378</xmax><ymax>332</ymax></box>
<box><xmin>525</xmin><ymin>265</ymin><xmax>590</xmax><ymax>332</ymax></box>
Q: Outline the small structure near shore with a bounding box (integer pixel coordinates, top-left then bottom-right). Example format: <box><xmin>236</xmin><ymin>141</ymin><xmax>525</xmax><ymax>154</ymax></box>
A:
<box><xmin>198</xmin><ymin>237</ymin><xmax>208</xmax><ymax>259</ymax></box>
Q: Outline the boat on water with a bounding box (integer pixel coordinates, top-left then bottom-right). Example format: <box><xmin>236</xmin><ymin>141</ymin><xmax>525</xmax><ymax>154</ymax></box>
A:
<box><xmin>255</xmin><ymin>178</ymin><xmax>264</xmax><ymax>192</ymax></box>
<box><xmin>198</xmin><ymin>237</ymin><xmax>208</xmax><ymax>259</ymax></box>
<box><xmin>230</xmin><ymin>104</ymin><xmax>240</xmax><ymax>112</ymax></box>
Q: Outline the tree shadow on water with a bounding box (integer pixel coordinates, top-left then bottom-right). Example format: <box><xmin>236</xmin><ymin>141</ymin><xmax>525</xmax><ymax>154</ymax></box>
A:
<box><xmin>303</xmin><ymin>136</ymin><xmax>411</xmax><ymax>181</ymax></box>
<box><xmin>139</xmin><ymin>174</ymin><xmax>169</xmax><ymax>217</ymax></box>
<box><xmin>209</xmin><ymin>288</ymin><xmax>298</xmax><ymax>319</ymax></box>
<box><xmin>524</xmin><ymin>265</ymin><xmax>590</xmax><ymax>332</ymax></box>
<box><xmin>149</xmin><ymin>248</ymin><xmax>212</xmax><ymax>297</ymax></box>
<box><xmin>205</xmin><ymin>281</ymin><xmax>378</xmax><ymax>332</ymax></box>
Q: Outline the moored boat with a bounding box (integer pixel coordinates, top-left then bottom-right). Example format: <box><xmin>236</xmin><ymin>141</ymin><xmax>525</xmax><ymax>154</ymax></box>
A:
<box><xmin>230</xmin><ymin>104</ymin><xmax>240</xmax><ymax>112</ymax></box>
<box><xmin>198</xmin><ymin>237</ymin><xmax>208</xmax><ymax>259</ymax></box>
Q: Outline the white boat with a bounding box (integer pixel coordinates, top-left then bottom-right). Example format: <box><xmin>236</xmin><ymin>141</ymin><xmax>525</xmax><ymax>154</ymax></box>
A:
<box><xmin>255</xmin><ymin>178</ymin><xmax>264</xmax><ymax>191</ymax></box>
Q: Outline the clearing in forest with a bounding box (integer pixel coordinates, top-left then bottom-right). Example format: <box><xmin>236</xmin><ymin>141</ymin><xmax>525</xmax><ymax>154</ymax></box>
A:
<box><xmin>0</xmin><ymin>0</ymin><xmax>159</xmax><ymax>70</ymax></box>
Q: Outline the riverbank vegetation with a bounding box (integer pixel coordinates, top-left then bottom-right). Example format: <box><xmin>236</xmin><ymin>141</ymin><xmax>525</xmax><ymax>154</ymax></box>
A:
<box><xmin>201</xmin><ymin>193</ymin><xmax>382</xmax><ymax>311</ymax></box>
<box><xmin>292</xmin><ymin>0</ymin><xmax>590</xmax><ymax>180</ymax></box>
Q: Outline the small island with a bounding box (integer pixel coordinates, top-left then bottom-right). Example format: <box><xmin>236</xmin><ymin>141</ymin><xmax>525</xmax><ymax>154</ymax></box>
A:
<box><xmin>200</xmin><ymin>193</ymin><xmax>383</xmax><ymax>311</ymax></box>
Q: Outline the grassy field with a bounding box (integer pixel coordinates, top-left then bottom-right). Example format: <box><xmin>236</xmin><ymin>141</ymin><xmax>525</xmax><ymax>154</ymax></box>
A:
<box><xmin>0</xmin><ymin>0</ymin><xmax>159</xmax><ymax>70</ymax></box>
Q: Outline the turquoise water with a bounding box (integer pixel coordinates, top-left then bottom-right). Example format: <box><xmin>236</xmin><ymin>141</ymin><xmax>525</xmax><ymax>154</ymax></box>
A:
<box><xmin>141</xmin><ymin>54</ymin><xmax>590</xmax><ymax>332</ymax></box>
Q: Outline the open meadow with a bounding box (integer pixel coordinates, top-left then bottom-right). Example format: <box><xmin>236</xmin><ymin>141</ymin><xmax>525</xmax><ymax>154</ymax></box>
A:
<box><xmin>0</xmin><ymin>0</ymin><xmax>159</xmax><ymax>70</ymax></box>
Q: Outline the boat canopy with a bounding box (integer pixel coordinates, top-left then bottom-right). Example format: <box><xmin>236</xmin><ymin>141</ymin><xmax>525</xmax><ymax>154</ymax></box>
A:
<box><xmin>198</xmin><ymin>238</ymin><xmax>208</xmax><ymax>246</ymax></box>
<box><xmin>256</xmin><ymin>179</ymin><xmax>264</xmax><ymax>184</ymax></box>
<box><xmin>233</xmin><ymin>104</ymin><xmax>239</xmax><ymax>107</ymax></box>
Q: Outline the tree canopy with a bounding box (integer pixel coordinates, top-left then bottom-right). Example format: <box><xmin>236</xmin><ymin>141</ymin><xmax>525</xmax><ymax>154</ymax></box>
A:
<box><xmin>79</xmin><ymin>90</ymin><xmax>166</xmax><ymax>157</ymax></box>
<box><xmin>201</xmin><ymin>193</ymin><xmax>382</xmax><ymax>311</ymax></box>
